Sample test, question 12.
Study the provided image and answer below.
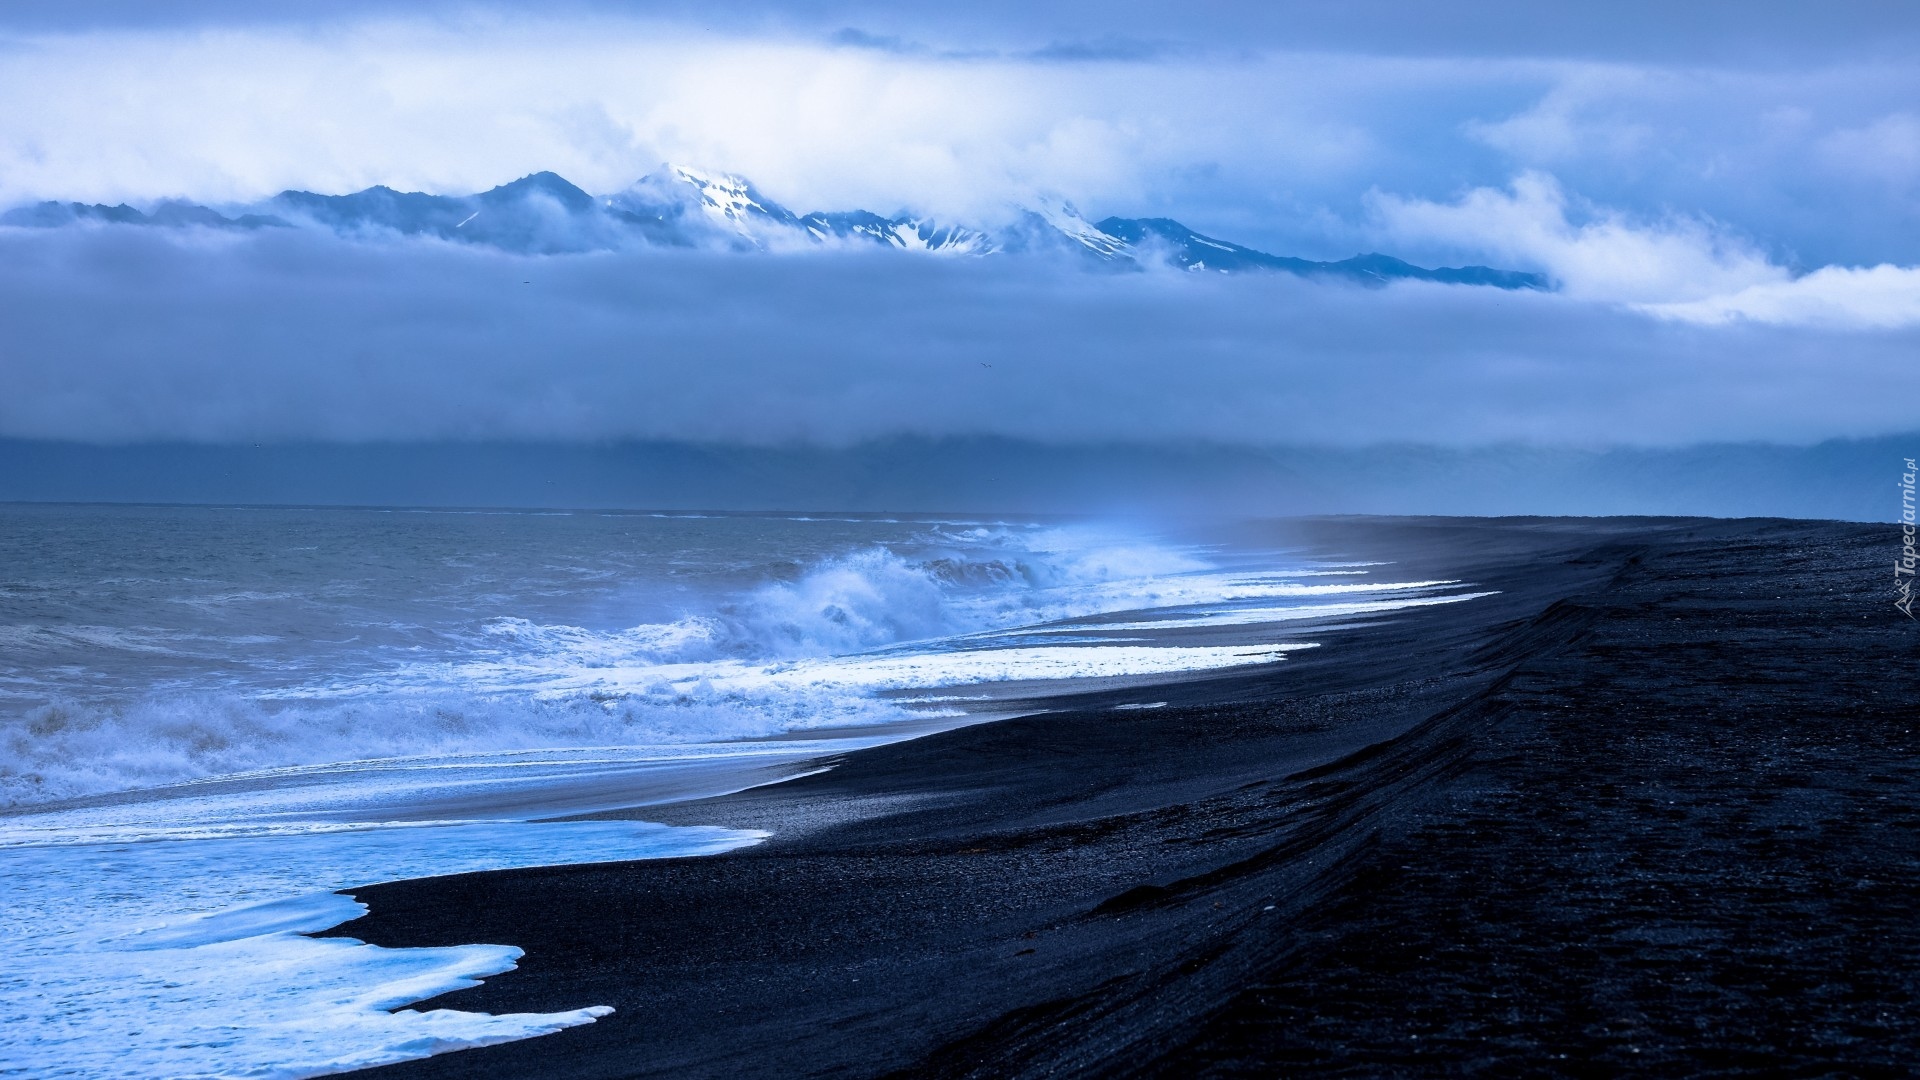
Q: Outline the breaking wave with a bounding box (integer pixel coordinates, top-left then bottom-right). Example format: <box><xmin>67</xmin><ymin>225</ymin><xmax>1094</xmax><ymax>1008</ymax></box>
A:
<box><xmin>0</xmin><ymin>519</ymin><xmax>1439</xmax><ymax>807</ymax></box>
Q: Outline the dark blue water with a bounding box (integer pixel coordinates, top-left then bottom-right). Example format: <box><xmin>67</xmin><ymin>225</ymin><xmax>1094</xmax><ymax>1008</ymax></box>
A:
<box><xmin>1</xmin><ymin>505</ymin><xmax>1452</xmax><ymax>807</ymax></box>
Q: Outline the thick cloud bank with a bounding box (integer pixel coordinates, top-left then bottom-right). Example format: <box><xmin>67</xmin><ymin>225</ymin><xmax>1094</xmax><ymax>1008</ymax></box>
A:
<box><xmin>1</xmin><ymin>13</ymin><xmax>1916</xmax><ymax>272</ymax></box>
<box><xmin>1</xmin><ymin>227</ymin><xmax>1914</xmax><ymax>449</ymax></box>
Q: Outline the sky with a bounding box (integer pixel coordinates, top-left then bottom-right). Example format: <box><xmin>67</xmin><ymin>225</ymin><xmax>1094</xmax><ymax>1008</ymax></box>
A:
<box><xmin>0</xmin><ymin>0</ymin><xmax>1916</xmax><ymax>459</ymax></box>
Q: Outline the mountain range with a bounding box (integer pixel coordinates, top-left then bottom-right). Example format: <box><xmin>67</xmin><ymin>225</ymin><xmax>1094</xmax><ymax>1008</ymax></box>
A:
<box><xmin>1</xmin><ymin>165</ymin><xmax>1548</xmax><ymax>289</ymax></box>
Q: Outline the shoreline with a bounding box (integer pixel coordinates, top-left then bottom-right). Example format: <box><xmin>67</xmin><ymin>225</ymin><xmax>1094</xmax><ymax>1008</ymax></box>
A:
<box><xmin>334</xmin><ymin>516</ymin><xmax>1915</xmax><ymax>1077</ymax></box>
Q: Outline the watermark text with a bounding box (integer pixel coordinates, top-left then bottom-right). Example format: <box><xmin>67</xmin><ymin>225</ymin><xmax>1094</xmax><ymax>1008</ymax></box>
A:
<box><xmin>1899</xmin><ymin>457</ymin><xmax>1916</xmax><ymax>619</ymax></box>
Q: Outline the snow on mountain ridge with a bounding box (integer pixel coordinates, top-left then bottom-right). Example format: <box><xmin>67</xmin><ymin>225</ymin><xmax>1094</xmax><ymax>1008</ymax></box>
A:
<box><xmin>1025</xmin><ymin>196</ymin><xmax>1129</xmax><ymax>259</ymax></box>
<box><xmin>0</xmin><ymin>167</ymin><xmax>1549</xmax><ymax>290</ymax></box>
<box><xmin>669</xmin><ymin>166</ymin><xmax>783</xmax><ymax>226</ymax></box>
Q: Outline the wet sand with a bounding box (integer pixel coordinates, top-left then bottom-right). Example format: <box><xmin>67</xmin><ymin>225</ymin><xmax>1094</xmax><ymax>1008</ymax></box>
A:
<box><xmin>337</xmin><ymin>516</ymin><xmax>1918</xmax><ymax>1078</ymax></box>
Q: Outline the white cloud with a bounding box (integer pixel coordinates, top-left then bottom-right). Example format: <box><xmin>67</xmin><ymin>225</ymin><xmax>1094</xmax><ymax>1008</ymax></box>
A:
<box><xmin>1</xmin><ymin>11</ymin><xmax>1917</xmax><ymax>335</ymax></box>
<box><xmin>1818</xmin><ymin>112</ymin><xmax>1920</xmax><ymax>185</ymax></box>
<box><xmin>0</xmin><ymin>18</ymin><xmax>1392</xmax><ymax>223</ymax></box>
<box><xmin>0</xmin><ymin>13</ymin><xmax>1915</xmax><ymax>273</ymax></box>
<box><xmin>1368</xmin><ymin>170</ymin><xmax>1920</xmax><ymax>328</ymax></box>
<box><xmin>1464</xmin><ymin>67</ymin><xmax>1664</xmax><ymax>163</ymax></box>
<box><xmin>1370</xmin><ymin>171</ymin><xmax>1785</xmax><ymax>303</ymax></box>
<box><xmin>1639</xmin><ymin>263</ymin><xmax>1920</xmax><ymax>328</ymax></box>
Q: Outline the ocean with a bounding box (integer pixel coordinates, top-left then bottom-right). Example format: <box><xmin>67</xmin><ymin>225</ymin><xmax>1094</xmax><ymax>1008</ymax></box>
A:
<box><xmin>0</xmin><ymin>504</ymin><xmax>1486</xmax><ymax>1077</ymax></box>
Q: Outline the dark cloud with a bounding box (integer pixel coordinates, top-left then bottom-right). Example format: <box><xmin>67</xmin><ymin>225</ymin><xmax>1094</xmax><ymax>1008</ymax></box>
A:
<box><xmin>6</xmin><ymin>1</ymin><xmax>1917</xmax><ymax>66</ymax></box>
<box><xmin>1017</xmin><ymin>36</ymin><xmax>1187</xmax><ymax>64</ymax></box>
<box><xmin>823</xmin><ymin>26</ymin><xmax>1184</xmax><ymax>64</ymax></box>
<box><xmin>826</xmin><ymin>27</ymin><xmax>929</xmax><ymax>54</ymax></box>
<box><xmin>0</xmin><ymin>226</ymin><xmax>1913</xmax><ymax>449</ymax></box>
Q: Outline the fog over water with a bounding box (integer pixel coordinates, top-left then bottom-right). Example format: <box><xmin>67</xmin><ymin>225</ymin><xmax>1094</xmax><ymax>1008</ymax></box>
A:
<box><xmin>2</xmin><ymin>228</ymin><xmax>1913</xmax><ymax>450</ymax></box>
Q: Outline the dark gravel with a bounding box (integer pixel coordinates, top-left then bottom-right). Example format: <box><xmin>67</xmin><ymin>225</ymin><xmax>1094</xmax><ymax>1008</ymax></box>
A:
<box><xmin>336</xmin><ymin>516</ymin><xmax>1919</xmax><ymax>1079</ymax></box>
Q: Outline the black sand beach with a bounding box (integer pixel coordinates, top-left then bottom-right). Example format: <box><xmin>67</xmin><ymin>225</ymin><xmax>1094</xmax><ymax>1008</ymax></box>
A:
<box><xmin>338</xmin><ymin>517</ymin><xmax>1918</xmax><ymax>1078</ymax></box>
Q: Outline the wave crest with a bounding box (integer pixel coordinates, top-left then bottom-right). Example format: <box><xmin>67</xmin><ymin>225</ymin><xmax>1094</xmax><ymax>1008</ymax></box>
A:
<box><xmin>0</xmin><ymin>523</ymin><xmax>1347</xmax><ymax>808</ymax></box>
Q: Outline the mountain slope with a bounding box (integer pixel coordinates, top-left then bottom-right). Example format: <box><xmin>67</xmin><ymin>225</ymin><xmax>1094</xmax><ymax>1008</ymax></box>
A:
<box><xmin>1097</xmin><ymin>217</ymin><xmax>1546</xmax><ymax>288</ymax></box>
<box><xmin>1</xmin><ymin>200</ymin><xmax>288</xmax><ymax>230</ymax></box>
<box><xmin>0</xmin><ymin>167</ymin><xmax>1548</xmax><ymax>290</ymax></box>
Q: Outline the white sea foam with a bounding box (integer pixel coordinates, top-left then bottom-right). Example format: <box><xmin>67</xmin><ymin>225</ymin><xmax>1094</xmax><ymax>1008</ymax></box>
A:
<box><xmin>1</xmin><ymin>741</ymin><xmax>890</xmax><ymax>844</ymax></box>
<box><xmin>0</xmin><ymin>818</ymin><xmax>763</xmax><ymax>1080</ymax></box>
<box><xmin>1022</xmin><ymin>591</ymin><xmax>1502</xmax><ymax>633</ymax></box>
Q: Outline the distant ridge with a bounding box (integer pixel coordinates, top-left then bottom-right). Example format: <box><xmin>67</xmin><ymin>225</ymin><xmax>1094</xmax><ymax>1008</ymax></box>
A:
<box><xmin>0</xmin><ymin>167</ymin><xmax>1549</xmax><ymax>289</ymax></box>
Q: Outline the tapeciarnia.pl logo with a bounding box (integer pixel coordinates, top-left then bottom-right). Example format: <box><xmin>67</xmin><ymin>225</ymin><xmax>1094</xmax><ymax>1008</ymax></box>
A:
<box><xmin>1899</xmin><ymin>457</ymin><xmax>1917</xmax><ymax>619</ymax></box>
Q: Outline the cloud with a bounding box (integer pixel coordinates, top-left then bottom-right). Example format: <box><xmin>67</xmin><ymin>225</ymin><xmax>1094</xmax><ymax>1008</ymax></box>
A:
<box><xmin>0</xmin><ymin>5</ymin><xmax>1914</xmax><ymax>457</ymax></box>
<box><xmin>0</xmin><ymin>19</ymin><xmax>1397</xmax><ymax>228</ymax></box>
<box><xmin>1370</xmin><ymin>172</ymin><xmax>1786</xmax><ymax>303</ymax></box>
<box><xmin>0</xmin><ymin>12</ymin><xmax>1916</xmax><ymax>272</ymax></box>
<box><xmin>827</xmin><ymin>27</ymin><xmax>932</xmax><ymax>55</ymax></box>
<box><xmin>1639</xmin><ymin>263</ymin><xmax>1920</xmax><ymax>328</ymax></box>
<box><xmin>1018</xmin><ymin>36</ymin><xmax>1184</xmax><ymax>64</ymax></box>
<box><xmin>5</xmin><ymin>1</ymin><xmax>1917</xmax><ymax>67</ymax></box>
<box><xmin>1464</xmin><ymin>69</ymin><xmax>1666</xmax><ymax>164</ymax></box>
<box><xmin>1819</xmin><ymin>112</ymin><xmax>1920</xmax><ymax>185</ymax></box>
<box><xmin>1448</xmin><ymin>60</ymin><xmax>1920</xmax><ymax>270</ymax></box>
<box><xmin>1371</xmin><ymin>171</ymin><xmax>1920</xmax><ymax>328</ymax></box>
<box><xmin>1</xmin><ymin>225</ymin><xmax>1915</xmax><ymax>449</ymax></box>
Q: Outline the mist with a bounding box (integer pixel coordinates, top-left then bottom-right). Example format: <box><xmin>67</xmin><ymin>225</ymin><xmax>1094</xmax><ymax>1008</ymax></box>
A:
<box><xmin>3</xmin><ymin>226</ymin><xmax>1915</xmax><ymax>452</ymax></box>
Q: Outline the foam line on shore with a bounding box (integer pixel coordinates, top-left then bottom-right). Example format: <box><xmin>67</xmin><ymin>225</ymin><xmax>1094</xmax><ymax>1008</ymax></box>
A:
<box><xmin>0</xmin><ymin>819</ymin><xmax>763</xmax><ymax>1079</ymax></box>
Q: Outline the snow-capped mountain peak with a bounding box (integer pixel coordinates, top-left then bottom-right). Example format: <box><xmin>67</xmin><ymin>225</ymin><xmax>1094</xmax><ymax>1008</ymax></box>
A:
<box><xmin>1025</xmin><ymin>196</ymin><xmax>1130</xmax><ymax>259</ymax></box>
<box><xmin>672</xmin><ymin>167</ymin><xmax>752</xmax><ymax>219</ymax></box>
<box><xmin>0</xmin><ymin>167</ymin><xmax>1548</xmax><ymax>290</ymax></box>
<box><xmin>602</xmin><ymin>164</ymin><xmax>805</xmax><ymax>248</ymax></box>
<box><xmin>667</xmin><ymin>165</ymin><xmax>795</xmax><ymax>227</ymax></box>
<box><xmin>894</xmin><ymin>218</ymin><xmax>996</xmax><ymax>255</ymax></box>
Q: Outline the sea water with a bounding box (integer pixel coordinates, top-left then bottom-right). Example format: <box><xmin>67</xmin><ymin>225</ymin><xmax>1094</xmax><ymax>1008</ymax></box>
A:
<box><xmin>0</xmin><ymin>505</ymin><xmax>1486</xmax><ymax>1077</ymax></box>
